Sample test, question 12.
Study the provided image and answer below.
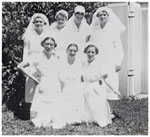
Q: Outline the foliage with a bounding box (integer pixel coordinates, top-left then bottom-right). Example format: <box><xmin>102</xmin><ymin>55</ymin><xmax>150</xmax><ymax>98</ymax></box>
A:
<box><xmin>2</xmin><ymin>2</ymin><xmax>107</xmax><ymax>111</ymax></box>
<box><xmin>2</xmin><ymin>98</ymin><xmax>148</xmax><ymax>135</ymax></box>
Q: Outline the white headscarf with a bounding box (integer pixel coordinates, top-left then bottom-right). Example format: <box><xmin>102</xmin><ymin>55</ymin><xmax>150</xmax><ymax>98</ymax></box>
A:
<box><xmin>91</xmin><ymin>7</ymin><xmax>126</xmax><ymax>34</ymax></box>
<box><xmin>55</xmin><ymin>9</ymin><xmax>68</xmax><ymax>20</ymax></box>
<box><xmin>23</xmin><ymin>13</ymin><xmax>49</xmax><ymax>40</ymax></box>
<box><xmin>50</xmin><ymin>10</ymin><xmax>68</xmax><ymax>30</ymax></box>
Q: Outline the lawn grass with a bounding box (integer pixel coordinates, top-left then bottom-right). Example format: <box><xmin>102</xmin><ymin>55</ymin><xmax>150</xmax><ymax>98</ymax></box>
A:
<box><xmin>2</xmin><ymin>98</ymin><xmax>148</xmax><ymax>135</ymax></box>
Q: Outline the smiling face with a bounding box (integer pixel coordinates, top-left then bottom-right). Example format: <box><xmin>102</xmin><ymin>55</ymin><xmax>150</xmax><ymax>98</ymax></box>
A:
<box><xmin>86</xmin><ymin>46</ymin><xmax>97</xmax><ymax>62</ymax></box>
<box><xmin>74</xmin><ymin>12</ymin><xmax>84</xmax><ymax>23</ymax></box>
<box><xmin>56</xmin><ymin>14</ymin><xmax>67</xmax><ymax>27</ymax></box>
<box><xmin>67</xmin><ymin>44</ymin><xmax>78</xmax><ymax>59</ymax></box>
<box><xmin>97</xmin><ymin>10</ymin><xmax>109</xmax><ymax>25</ymax></box>
<box><xmin>42</xmin><ymin>38</ymin><xmax>55</xmax><ymax>54</ymax></box>
<box><xmin>34</xmin><ymin>17</ymin><xmax>45</xmax><ymax>33</ymax></box>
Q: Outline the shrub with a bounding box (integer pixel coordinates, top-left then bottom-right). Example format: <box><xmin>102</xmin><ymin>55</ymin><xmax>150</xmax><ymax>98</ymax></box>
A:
<box><xmin>2</xmin><ymin>2</ymin><xmax>107</xmax><ymax>111</ymax></box>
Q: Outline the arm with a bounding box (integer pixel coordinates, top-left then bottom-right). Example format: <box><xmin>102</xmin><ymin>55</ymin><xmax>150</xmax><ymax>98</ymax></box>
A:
<box><xmin>113</xmin><ymin>31</ymin><xmax>124</xmax><ymax>72</ymax></box>
<box><xmin>23</xmin><ymin>40</ymin><xmax>30</xmax><ymax>61</ymax></box>
<box><xmin>17</xmin><ymin>61</ymin><xmax>30</xmax><ymax>72</ymax></box>
<box><xmin>18</xmin><ymin>53</ymin><xmax>41</xmax><ymax>84</ymax></box>
<box><xmin>86</xmin><ymin>35</ymin><xmax>91</xmax><ymax>42</ymax></box>
<box><xmin>57</xmin><ymin>72</ymin><xmax>64</xmax><ymax>92</ymax></box>
<box><xmin>18</xmin><ymin>61</ymin><xmax>40</xmax><ymax>84</ymax></box>
<box><xmin>86</xmin><ymin>25</ymin><xmax>92</xmax><ymax>43</ymax></box>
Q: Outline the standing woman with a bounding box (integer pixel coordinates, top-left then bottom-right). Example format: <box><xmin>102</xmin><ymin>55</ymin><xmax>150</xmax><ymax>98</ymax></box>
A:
<box><xmin>65</xmin><ymin>5</ymin><xmax>91</xmax><ymax>59</ymax></box>
<box><xmin>89</xmin><ymin>7</ymin><xmax>126</xmax><ymax>100</ymax></box>
<box><xmin>23</xmin><ymin>13</ymin><xmax>49</xmax><ymax>61</ymax></box>
<box><xmin>49</xmin><ymin>10</ymin><xmax>69</xmax><ymax>58</ymax></box>
<box><xmin>82</xmin><ymin>43</ymin><xmax>112</xmax><ymax>127</ymax></box>
<box><xmin>22</xmin><ymin>13</ymin><xmax>49</xmax><ymax>108</ymax></box>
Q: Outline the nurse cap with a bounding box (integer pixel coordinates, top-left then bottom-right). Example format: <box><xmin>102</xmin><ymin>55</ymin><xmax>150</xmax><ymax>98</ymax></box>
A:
<box><xmin>74</xmin><ymin>5</ymin><xmax>85</xmax><ymax>14</ymax></box>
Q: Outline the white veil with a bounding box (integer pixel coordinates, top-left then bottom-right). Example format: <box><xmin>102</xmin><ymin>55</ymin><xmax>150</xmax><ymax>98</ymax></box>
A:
<box><xmin>91</xmin><ymin>7</ymin><xmax>126</xmax><ymax>34</ymax></box>
<box><xmin>22</xmin><ymin>13</ymin><xmax>49</xmax><ymax>40</ymax></box>
<box><xmin>50</xmin><ymin>10</ymin><xmax>68</xmax><ymax>30</ymax></box>
<box><xmin>55</xmin><ymin>9</ymin><xmax>68</xmax><ymax>20</ymax></box>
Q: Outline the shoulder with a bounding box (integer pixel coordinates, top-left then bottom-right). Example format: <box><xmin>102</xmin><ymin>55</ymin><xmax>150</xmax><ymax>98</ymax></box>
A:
<box><xmin>57</xmin><ymin>56</ymin><xmax>66</xmax><ymax>64</ymax></box>
<box><xmin>65</xmin><ymin>17</ymin><xmax>74</xmax><ymax>28</ymax></box>
<box><xmin>49</xmin><ymin>22</ymin><xmax>57</xmax><ymax>29</ymax></box>
<box><xmin>82</xmin><ymin>60</ymin><xmax>88</xmax><ymax>68</ymax></box>
<box><xmin>22</xmin><ymin>32</ymin><xmax>33</xmax><ymax>42</ymax></box>
<box><xmin>60</xmin><ymin>25</ymin><xmax>68</xmax><ymax>33</ymax></box>
<box><xmin>52</xmin><ymin>55</ymin><xmax>64</xmax><ymax>66</ymax></box>
<box><xmin>27</xmin><ymin>52</ymin><xmax>41</xmax><ymax>65</ymax></box>
<box><xmin>82</xmin><ymin>19</ymin><xmax>90</xmax><ymax>28</ymax></box>
<box><xmin>105</xmin><ymin>22</ymin><xmax>118</xmax><ymax>33</ymax></box>
<box><xmin>29</xmin><ymin>52</ymin><xmax>40</xmax><ymax>58</ymax></box>
<box><xmin>92</xmin><ymin>56</ymin><xmax>102</xmax><ymax>67</ymax></box>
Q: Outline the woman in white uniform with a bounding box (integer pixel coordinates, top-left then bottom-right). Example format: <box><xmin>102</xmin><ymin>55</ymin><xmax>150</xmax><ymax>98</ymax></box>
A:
<box><xmin>64</xmin><ymin>5</ymin><xmax>91</xmax><ymax>60</ymax></box>
<box><xmin>22</xmin><ymin>13</ymin><xmax>49</xmax><ymax>105</ymax></box>
<box><xmin>52</xmin><ymin>43</ymin><xmax>84</xmax><ymax>129</ymax></box>
<box><xmin>48</xmin><ymin>10</ymin><xmax>69</xmax><ymax>58</ymax></box>
<box><xmin>18</xmin><ymin>36</ymin><xmax>61</xmax><ymax>127</ymax></box>
<box><xmin>89</xmin><ymin>7</ymin><xmax>126</xmax><ymax>100</ymax></box>
<box><xmin>82</xmin><ymin>43</ymin><xmax>112</xmax><ymax>127</ymax></box>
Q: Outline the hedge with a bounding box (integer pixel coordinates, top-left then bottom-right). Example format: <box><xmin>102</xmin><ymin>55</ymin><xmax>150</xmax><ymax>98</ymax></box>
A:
<box><xmin>2</xmin><ymin>2</ymin><xmax>107</xmax><ymax>112</ymax></box>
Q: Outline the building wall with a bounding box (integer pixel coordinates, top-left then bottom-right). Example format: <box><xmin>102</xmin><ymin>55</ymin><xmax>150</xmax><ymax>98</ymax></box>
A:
<box><xmin>141</xmin><ymin>8</ymin><xmax>148</xmax><ymax>94</ymax></box>
<box><xmin>108</xmin><ymin>2</ymin><xmax>148</xmax><ymax>96</ymax></box>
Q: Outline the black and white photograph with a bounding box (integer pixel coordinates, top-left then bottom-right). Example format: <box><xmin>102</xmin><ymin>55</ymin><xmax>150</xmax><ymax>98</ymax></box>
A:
<box><xmin>2</xmin><ymin>1</ymin><xmax>148</xmax><ymax>135</ymax></box>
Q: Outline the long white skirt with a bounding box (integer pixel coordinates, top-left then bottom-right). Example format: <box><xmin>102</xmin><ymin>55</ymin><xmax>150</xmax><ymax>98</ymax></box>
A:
<box><xmin>83</xmin><ymin>82</ymin><xmax>112</xmax><ymax>127</ymax></box>
<box><xmin>30</xmin><ymin>76</ymin><xmax>62</xmax><ymax>128</ymax></box>
<box><xmin>53</xmin><ymin>82</ymin><xmax>85</xmax><ymax>127</ymax></box>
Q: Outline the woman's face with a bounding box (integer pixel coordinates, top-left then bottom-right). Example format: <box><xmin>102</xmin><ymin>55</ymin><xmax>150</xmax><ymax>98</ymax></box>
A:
<box><xmin>74</xmin><ymin>12</ymin><xmax>84</xmax><ymax>23</ymax></box>
<box><xmin>43</xmin><ymin>39</ymin><xmax>55</xmax><ymax>54</ymax></box>
<box><xmin>67</xmin><ymin>45</ymin><xmax>78</xmax><ymax>59</ymax></box>
<box><xmin>56</xmin><ymin>14</ymin><xmax>67</xmax><ymax>26</ymax></box>
<box><xmin>97</xmin><ymin>11</ymin><xmax>109</xmax><ymax>24</ymax></box>
<box><xmin>86</xmin><ymin>46</ymin><xmax>97</xmax><ymax>62</ymax></box>
<box><xmin>34</xmin><ymin>17</ymin><xmax>45</xmax><ymax>32</ymax></box>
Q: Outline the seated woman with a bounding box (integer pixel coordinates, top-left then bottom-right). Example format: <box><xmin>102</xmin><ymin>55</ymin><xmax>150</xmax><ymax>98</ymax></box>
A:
<box><xmin>50</xmin><ymin>43</ymin><xmax>85</xmax><ymax>129</ymax></box>
<box><xmin>18</xmin><ymin>36</ymin><xmax>61</xmax><ymax>127</ymax></box>
<box><xmin>82</xmin><ymin>43</ymin><xmax>112</xmax><ymax>127</ymax></box>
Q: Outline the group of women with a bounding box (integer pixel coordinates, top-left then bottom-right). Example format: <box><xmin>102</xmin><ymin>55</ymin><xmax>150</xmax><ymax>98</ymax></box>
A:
<box><xmin>18</xmin><ymin>5</ymin><xmax>125</xmax><ymax>128</ymax></box>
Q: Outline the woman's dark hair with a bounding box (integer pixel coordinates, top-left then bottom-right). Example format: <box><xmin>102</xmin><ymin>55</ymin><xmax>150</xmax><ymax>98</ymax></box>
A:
<box><xmin>66</xmin><ymin>43</ymin><xmax>78</xmax><ymax>52</ymax></box>
<box><xmin>41</xmin><ymin>37</ymin><xmax>57</xmax><ymax>48</ymax></box>
<box><xmin>97</xmin><ymin>10</ymin><xmax>109</xmax><ymax>17</ymax></box>
<box><xmin>84</xmin><ymin>44</ymin><xmax>99</xmax><ymax>55</ymax></box>
<box><xmin>56</xmin><ymin>13</ymin><xmax>68</xmax><ymax>20</ymax></box>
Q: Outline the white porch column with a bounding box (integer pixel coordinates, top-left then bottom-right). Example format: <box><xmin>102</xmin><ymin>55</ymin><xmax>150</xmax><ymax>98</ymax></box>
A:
<box><xmin>128</xmin><ymin>2</ymin><xmax>142</xmax><ymax>96</ymax></box>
